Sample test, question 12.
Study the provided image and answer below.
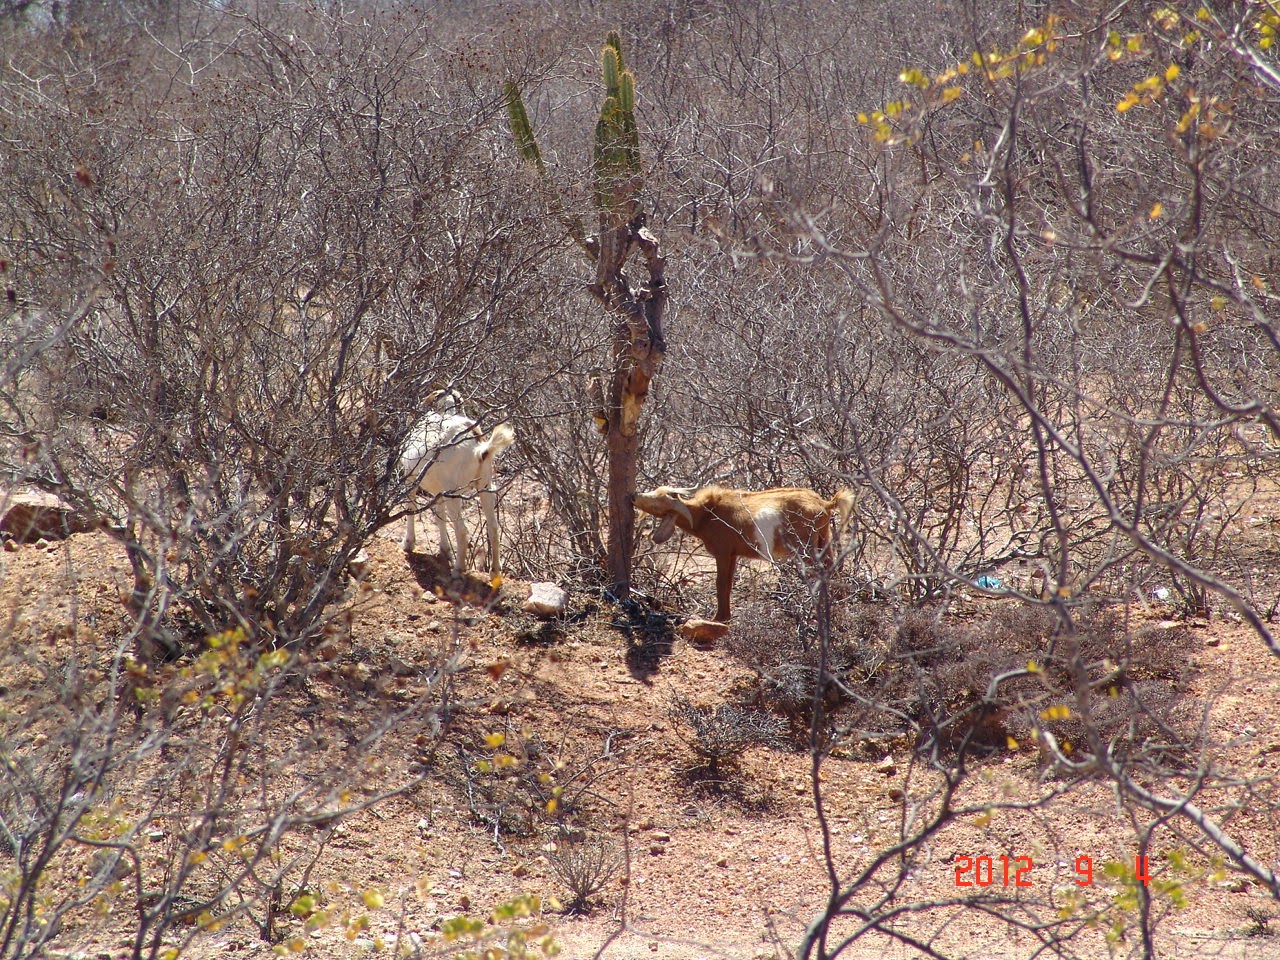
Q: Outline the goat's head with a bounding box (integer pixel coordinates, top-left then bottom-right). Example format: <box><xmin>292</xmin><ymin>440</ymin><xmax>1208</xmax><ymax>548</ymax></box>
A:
<box><xmin>424</xmin><ymin>388</ymin><xmax>464</xmax><ymax>416</ymax></box>
<box><xmin>633</xmin><ymin>486</ymin><xmax>697</xmax><ymax>543</ymax></box>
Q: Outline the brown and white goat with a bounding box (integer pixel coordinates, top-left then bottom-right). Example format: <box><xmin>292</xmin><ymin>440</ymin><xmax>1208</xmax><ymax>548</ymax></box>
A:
<box><xmin>632</xmin><ymin>484</ymin><xmax>856</xmax><ymax>623</ymax></box>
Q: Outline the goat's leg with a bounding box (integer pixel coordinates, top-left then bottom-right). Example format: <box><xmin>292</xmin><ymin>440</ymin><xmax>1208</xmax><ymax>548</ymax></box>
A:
<box><xmin>443</xmin><ymin>498</ymin><xmax>467</xmax><ymax>574</ymax></box>
<box><xmin>402</xmin><ymin>489</ymin><xmax>417</xmax><ymax>552</ymax></box>
<box><xmin>480</xmin><ymin>488</ymin><xmax>501</xmax><ymax>574</ymax></box>
<box><xmin>432</xmin><ymin>501</ymin><xmax>453</xmax><ymax>566</ymax></box>
<box><xmin>713</xmin><ymin>553</ymin><xmax>738</xmax><ymax>623</ymax></box>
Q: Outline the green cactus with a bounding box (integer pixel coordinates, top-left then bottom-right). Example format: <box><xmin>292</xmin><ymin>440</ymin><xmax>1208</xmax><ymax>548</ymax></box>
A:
<box><xmin>507</xmin><ymin>34</ymin><xmax>641</xmax><ymax>218</ymax></box>
<box><xmin>592</xmin><ymin>36</ymin><xmax>642</xmax><ymax>216</ymax></box>
<box><xmin>504</xmin><ymin>81</ymin><xmax>544</xmax><ymax>174</ymax></box>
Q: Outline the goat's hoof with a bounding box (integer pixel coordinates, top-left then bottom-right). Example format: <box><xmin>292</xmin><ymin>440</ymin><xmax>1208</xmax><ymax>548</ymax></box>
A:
<box><xmin>677</xmin><ymin>618</ymin><xmax>730</xmax><ymax>645</ymax></box>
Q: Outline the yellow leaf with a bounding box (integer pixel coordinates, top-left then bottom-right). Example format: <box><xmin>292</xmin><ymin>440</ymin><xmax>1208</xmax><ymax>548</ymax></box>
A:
<box><xmin>973</xmin><ymin>811</ymin><xmax>992</xmax><ymax>826</ymax></box>
<box><xmin>1149</xmin><ymin>202</ymin><xmax>1163</xmax><ymax>218</ymax></box>
<box><xmin>1007</xmin><ymin>735</ymin><xmax>1020</xmax><ymax>750</ymax></box>
<box><xmin>941</xmin><ymin>86</ymin><xmax>963</xmax><ymax>103</ymax></box>
<box><xmin>361</xmin><ymin>889</ymin><xmax>385</xmax><ymax>909</ymax></box>
<box><xmin>546</xmin><ymin>797</ymin><xmax>559</xmax><ymax>815</ymax></box>
<box><xmin>484</xmin><ymin>732</ymin><xmax>506</xmax><ymax>749</ymax></box>
<box><xmin>1165</xmin><ymin>64</ymin><xmax>1180</xmax><ymax>82</ymax></box>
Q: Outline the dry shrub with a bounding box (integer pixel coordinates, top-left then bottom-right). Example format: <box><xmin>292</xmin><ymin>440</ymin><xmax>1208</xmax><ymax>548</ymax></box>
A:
<box><xmin>727</xmin><ymin>593</ymin><xmax>1200</xmax><ymax>767</ymax></box>
<box><xmin>667</xmin><ymin>692</ymin><xmax>787</xmax><ymax>774</ymax></box>
<box><xmin>725</xmin><ymin>586</ymin><xmax>892</xmax><ymax>729</ymax></box>
<box><xmin>544</xmin><ymin>828</ymin><xmax>622</xmax><ymax>914</ymax></box>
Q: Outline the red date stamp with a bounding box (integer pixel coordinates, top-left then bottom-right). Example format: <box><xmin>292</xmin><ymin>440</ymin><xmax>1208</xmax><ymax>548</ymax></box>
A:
<box><xmin>954</xmin><ymin>855</ymin><xmax>1152</xmax><ymax>887</ymax></box>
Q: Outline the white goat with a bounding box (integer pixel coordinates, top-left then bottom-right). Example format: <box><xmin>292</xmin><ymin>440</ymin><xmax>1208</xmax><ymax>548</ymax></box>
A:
<box><xmin>401</xmin><ymin>391</ymin><xmax>515</xmax><ymax>574</ymax></box>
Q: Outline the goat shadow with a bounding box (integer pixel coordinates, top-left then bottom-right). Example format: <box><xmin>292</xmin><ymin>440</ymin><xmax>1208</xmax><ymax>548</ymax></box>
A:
<box><xmin>611</xmin><ymin>595</ymin><xmax>679</xmax><ymax>683</ymax></box>
<box><xmin>404</xmin><ymin>550</ymin><xmax>503</xmax><ymax>609</ymax></box>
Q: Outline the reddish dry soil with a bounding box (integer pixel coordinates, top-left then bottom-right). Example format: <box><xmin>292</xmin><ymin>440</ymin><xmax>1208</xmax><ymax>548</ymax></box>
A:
<box><xmin>2</xmin><ymin>523</ymin><xmax>1279</xmax><ymax>960</ymax></box>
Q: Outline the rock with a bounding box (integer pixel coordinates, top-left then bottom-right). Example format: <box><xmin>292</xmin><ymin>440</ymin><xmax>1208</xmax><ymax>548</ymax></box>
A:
<box><xmin>0</xmin><ymin>494</ymin><xmax>94</xmax><ymax>543</ymax></box>
<box><xmin>677</xmin><ymin>618</ymin><xmax>729</xmax><ymax>644</ymax></box>
<box><xmin>875</xmin><ymin>756</ymin><xmax>897</xmax><ymax>775</ymax></box>
<box><xmin>347</xmin><ymin>548</ymin><xmax>370</xmax><ymax>579</ymax></box>
<box><xmin>522</xmin><ymin>582</ymin><xmax>567</xmax><ymax>618</ymax></box>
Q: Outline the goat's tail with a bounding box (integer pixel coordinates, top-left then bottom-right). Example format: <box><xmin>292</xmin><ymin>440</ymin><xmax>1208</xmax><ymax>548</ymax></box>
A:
<box><xmin>829</xmin><ymin>489</ymin><xmax>857</xmax><ymax>537</ymax></box>
<box><xmin>479</xmin><ymin>422</ymin><xmax>516</xmax><ymax>461</ymax></box>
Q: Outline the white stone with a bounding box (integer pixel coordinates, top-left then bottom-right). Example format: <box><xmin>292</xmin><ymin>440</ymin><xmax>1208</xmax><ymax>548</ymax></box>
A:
<box><xmin>522</xmin><ymin>582</ymin><xmax>567</xmax><ymax>618</ymax></box>
<box><xmin>677</xmin><ymin>618</ymin><xmax>729</xmax><ymax>644</ymax></box>
<box><xmin>347</xmin><ymin>548</ymin><xmax>370</xmax><ymax>579</ymax></box>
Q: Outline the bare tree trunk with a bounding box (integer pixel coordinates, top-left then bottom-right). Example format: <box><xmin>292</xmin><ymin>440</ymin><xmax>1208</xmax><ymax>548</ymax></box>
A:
<box><xmin>506</xmin><ymin>35</ymin><xmax>666</xmax><ymax>599</ymax></box>
<box><xmin>595</xmin><ymin>218</ymin><xmax>667</xmax><ymax>597</ymax></box>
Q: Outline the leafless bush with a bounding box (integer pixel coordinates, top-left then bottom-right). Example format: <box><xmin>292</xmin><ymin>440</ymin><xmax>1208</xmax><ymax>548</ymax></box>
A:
<box><xmin>0</xmin><ymin>5</ymin><xmax>562</xmax><ymax>656</ymax></box>
<box><xmin>545</xmin><ymin>828</ymin><xmax>622</xmax><ymax>914</ymax></box>
<box><xmin>667</xmin><ymin>692</ymin><xmax>786</xmax><ymax>775</ymax></box>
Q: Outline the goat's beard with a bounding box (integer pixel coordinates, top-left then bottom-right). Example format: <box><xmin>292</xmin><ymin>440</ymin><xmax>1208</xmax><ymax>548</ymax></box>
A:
<box><xmin>652</xmin><ymin>513</ymin><xmax>677</xmax><ymax>544</ymax></box>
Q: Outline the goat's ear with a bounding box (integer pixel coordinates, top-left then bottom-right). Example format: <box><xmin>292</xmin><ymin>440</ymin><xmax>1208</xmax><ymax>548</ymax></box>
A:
<box><xmin>666</xmin><ymin>496</ymin><xmax>694</xmax><ymax>527</ymax></box>
<box><xmin>652</xmin><ymin>513</ymin><xmax>678</xmax><ymax>544</ymax></box>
